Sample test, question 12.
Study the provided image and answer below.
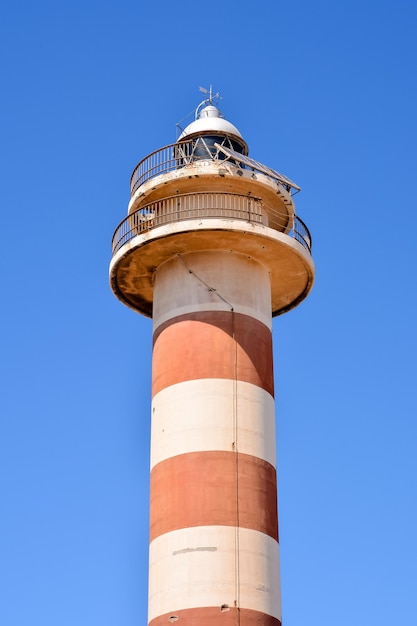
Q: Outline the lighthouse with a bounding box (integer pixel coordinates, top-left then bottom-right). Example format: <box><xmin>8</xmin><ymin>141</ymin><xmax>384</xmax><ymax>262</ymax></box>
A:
<box><xmin>110</xmin><ymin>88</ymin><xmax>314</xmax><ymax>626</ymax></box>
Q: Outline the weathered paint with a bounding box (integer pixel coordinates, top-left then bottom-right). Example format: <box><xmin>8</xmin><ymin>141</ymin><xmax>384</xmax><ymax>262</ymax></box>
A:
<box><xmin>109</xmin><ymin>218</ymin><xmax>314</xmax><ymax>318</ymax></box>
<box><xmin>152</xmin><ymin>251</ymin><xmax>272</xmax><ymax>331</ymax></box>
<box><xmin>148</xmin><ymin>526</ymin><xmax>281</xmax><ymax>622</ymax></box>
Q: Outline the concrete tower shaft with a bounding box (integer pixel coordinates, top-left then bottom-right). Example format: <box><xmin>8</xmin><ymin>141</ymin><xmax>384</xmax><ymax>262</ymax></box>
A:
<box><xmin>109</xmin><ymin>96</ymin><xmax>314</xmax><ymax>626</ymax></box>
<box><xmin>149</xmin><ymin>251</ymin><xmax>280</xmax><ymax>626</ymax></box>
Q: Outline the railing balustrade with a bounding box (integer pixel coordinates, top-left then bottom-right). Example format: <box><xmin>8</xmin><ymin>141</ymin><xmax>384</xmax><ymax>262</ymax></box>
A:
<box><xmin>130</xmin><ymin>137</ymin><xmax>263</xmax><ymax>195</ymax></box>
<box><xmin>111</xmin><ymin>192</ymin><xmax>312</xmax><ymax>256</ymax></box>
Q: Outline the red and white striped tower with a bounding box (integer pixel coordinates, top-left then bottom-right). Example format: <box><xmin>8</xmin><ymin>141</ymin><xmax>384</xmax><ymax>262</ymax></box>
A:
<box><xmin>110</xmin><ymin>90</ymin><xmax>314</xmax><ymax>626</ymax></box>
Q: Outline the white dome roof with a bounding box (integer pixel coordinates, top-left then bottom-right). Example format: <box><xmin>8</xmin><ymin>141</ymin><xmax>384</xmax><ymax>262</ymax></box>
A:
<box><xmin>178</xmin><ymin>104</ymin><xmax>244</xmax><ymax>141</ymax></box>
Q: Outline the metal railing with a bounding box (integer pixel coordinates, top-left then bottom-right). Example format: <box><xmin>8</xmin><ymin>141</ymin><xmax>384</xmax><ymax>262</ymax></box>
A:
<box><xmin>131</xmin><ymin>143</ymin><xmax>177</xmax><ymax>195</ymax></box>
<box><xmin>111</xmin><ymin>192</ymin><xmax>312</xmax><ymax>256</ymax></box>
<box><xmin>131</xmin><ymin>137</ymin><xmax>261</xmax><ymax>196</ymax></box>
<box><xmin>291</xmin><ymin>215</ymin><xmax>312</xmax><ymax>252</ymax></box>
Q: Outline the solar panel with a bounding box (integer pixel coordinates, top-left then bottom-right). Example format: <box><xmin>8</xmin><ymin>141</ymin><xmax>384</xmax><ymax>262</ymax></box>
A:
<box><xmin>214</xmin><ymin>144</ymin><xmax>301</xmax><ymax>191</ymax></box>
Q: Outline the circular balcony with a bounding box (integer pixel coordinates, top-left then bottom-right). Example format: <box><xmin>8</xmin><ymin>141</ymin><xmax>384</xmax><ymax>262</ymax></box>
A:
<box><xmin>110</xmin><ymin>191</ymin><xmax>314</xmax><ymax>318</ymax></box>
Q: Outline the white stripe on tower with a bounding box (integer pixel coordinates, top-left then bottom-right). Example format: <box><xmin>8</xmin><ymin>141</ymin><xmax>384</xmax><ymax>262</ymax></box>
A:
<box><xmin>149</xmin><ymin>251</ymin><xmax>281</xmax><ymax>626</ymax></box>
<box><xmin>150</xmin><ymin>379</ymin><xmax>276</xmax><ymax>469</ymax></box>
<box><xmin>148</xmin><ymin>526</ymin><xmax>281</xmax><ymax>622</ymax></box>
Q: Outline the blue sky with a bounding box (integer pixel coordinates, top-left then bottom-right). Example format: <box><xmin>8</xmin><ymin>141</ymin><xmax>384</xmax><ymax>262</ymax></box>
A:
<box><xmin>1</xmin><ymin>1</ymin><xmax>417</xmax><ymax>624</ymax></box>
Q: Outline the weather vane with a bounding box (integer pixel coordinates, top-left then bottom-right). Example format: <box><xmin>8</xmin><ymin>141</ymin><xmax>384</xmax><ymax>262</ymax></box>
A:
<box><xmin>198</xmin><ymin>84</ymin><xmax>221</xmax><ymax>103</ymax></box>
<box><xmin>196</xmin><ymin>85</ymin><xmax>222</xmax><ymax>119</ymax></box>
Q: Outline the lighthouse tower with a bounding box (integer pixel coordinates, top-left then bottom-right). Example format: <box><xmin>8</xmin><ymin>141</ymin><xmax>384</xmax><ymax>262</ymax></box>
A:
<box><xmin>110</xmin><ymin>89</ymin><xmax>314</xmax><ymax>626</ymax></box>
